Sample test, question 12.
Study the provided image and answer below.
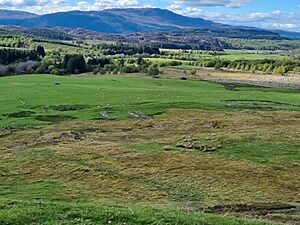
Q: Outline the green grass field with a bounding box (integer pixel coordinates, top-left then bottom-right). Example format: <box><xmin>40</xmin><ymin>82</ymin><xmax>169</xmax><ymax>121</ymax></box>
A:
<box><xmin>0</xmin><ymin>74</ymin><xmax>299</xmax><ymax>224</ymax></box>
<box><xmin>160</xmin><ymin>49</ymin><xmax>289</xmax><ymax>61</ymax></box>
<box><xmin>218</xmin><ymin>50</ymin><xmax>289</xmax><ymax>60</ymax></box>
<box><xmin>0</xmin><ymin>74</ymin><xmax>299</xmax><ymax>128</ymax></box>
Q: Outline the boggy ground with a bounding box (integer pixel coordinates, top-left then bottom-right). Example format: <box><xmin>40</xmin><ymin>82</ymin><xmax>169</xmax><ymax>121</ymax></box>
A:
<box><xmin>1</xmin><ymin>109</ymin><xmax>299</xmax><ymax>224</ymax></box>
<box><xmin>160</xmin><ymin>67</ymin><xmax>300</xmax><ymax>89</ymax></box>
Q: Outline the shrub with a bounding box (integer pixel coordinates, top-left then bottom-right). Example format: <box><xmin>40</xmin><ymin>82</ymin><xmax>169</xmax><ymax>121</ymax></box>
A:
<box><xmin>148</xmin><ymin>64</ymin><xmax>160</xmax><ymax>76</ymax></box>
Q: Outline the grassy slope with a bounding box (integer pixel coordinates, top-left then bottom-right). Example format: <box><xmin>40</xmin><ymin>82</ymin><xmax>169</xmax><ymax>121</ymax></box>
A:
<box><xmin>0</xmin><ymin>75</ymin><xmax>299</xmax><ymax>224</ymax></box>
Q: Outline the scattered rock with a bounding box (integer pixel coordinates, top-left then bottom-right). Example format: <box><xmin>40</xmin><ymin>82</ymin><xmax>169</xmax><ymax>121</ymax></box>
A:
<box><xmin>163</xmin><ymin>145</ymin><xmax>172</xmax><ymax>151</ymax></box>
<box><xmin>128</xmin><ymin>111</ymin><xmax>148</xmax><ymax>119</ymax></box>
<box><xmin>70</xmin><ymin>131</ymin><xmax>83</xmax><ymax>140</ymax></box>
<box><xmin>176</xmin><ymin>136</ymin><xmax>221</xmax><ymax>152</ymax></box>
<box><xmin>15</xmin><ymin>141</ymin><xmax>27</xmax><ymax>148</ymax></box>
<box><xmin>152</xmin><ymin>124</ymin><xmax>165</xmax><ymax>129</ymax></box>
<box><xmin>203</xmin><ymin>122</ymin><xmax>217</xmax><ymax>129</ymax></box>
<box><xmin>206</xmin><ymin>136</ymin><xmax>216</xmax><ymax>141</ymax></box>
<box><xmin>59</xmin><ymin>132</ymin><xmax>69</xmax><ymax>138</ymax></box>
<box><xmin>176</xmin><ymin>142</ymin><xmax>194</xmax><ymax>149</ymax></box>
<box><xmin>29</xmin><ymin>131</ymin><xmax>85</xmax><ymax>147</ymax></box>
<box><xmin>177</xmin><ymin>142</ymin><xmax>218</xmax><ymax>152</ymax></box>
<box><xmin>183</xmin><ymin>136</ymin><xmax>196</xmax><ymax>142</ymax></box>
<box><xmin>101</xmin><ymin>111</ymin><xmax>113</xmax><ymax>119</ymax></box>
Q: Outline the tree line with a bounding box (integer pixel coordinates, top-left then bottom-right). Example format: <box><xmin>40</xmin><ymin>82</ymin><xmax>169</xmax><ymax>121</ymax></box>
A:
<box><xmin>0</xmin><ymin>48</ymin><xmax>39</xmax><ymax>65</ymax></box>
<box><xmin>94</xmin><ymin>43</ymin><xmax>160</xmax><ymax>55</ymax></box>
<box><xmin>197</xmin><ymin>58</ymin><xmax>300</xmax><ymax>75</ymax></box>
<box><xmin>221</xmin><ymin>38</ymin><xmax>300</xmax><ymax>51</ymax></box>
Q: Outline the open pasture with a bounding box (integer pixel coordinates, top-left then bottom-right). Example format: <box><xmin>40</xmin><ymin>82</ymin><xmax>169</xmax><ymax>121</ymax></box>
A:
<box><xmin>0</xmin><ymin>74</ymin><xmax>299</xmax><ymax>224</ymax></box>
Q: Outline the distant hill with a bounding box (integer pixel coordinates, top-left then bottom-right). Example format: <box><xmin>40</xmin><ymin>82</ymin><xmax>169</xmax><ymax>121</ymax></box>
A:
<box><xmin>102</xmin><ymin>8</ymin><xmax>219</xmax><ymax>29</ymax></box>
<box><xmin>0</xmin><ymin>9</ymin><xmax>37</xmax><ymax>19</ymax></box>
<box><xmin>271</xmin><ymin>30</ymin><xmax>300</xmax><ymax>40</ymax></box>
<box><xmin>0</xmin><ymin>8</ymin><xmax>289</xmax><ymax>40</ymax></box>
<box><xmin>0</xmin><ymin>8</ymin><xmax>221</xmax><ymax>33</ymax></box>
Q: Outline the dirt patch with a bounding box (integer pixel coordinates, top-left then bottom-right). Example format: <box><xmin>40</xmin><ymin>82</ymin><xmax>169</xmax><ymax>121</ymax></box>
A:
<box><xmin>35</xmin><ymin>115</ymin><xmax>77</xmax><ymax>123</ymax></box>
<box><xmin>48</xmin><ymin>105</ymin><xmax>91</xmax><ymax>112</ymax></box>
<box><xmin>222</xmin><ymin>100</ymin><xmax>300</xmax><ymax>110</ymax></box>
<box><xmin>4</xmin><ymin>111</ymin><xmax>35</xmax><ymax>118</ymax></box>
<box><xmin>203</xmin><ymin>202</ymin><xmax>299</xmax><ymax>213</ymax></box>
<box><xmin>202</xmin><ymin>203</ymin><xmax>300</xmax><ymax>225</ymax></box>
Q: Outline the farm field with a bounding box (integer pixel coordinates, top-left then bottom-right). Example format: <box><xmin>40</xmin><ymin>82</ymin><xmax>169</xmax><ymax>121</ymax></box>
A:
<box><xmin>159</xmin><ymin>49</ymin><xmax>290</xmax><ymax>61</ymax></box>
<box><xmin>0</xmin><ymin>74</ymin><xmax>299</xmax><ymax>224</ymax></box>
<box><xmin>159</xmin><ymin>67</ymin><xmax>300</xmax><ymax>89</ymax></box>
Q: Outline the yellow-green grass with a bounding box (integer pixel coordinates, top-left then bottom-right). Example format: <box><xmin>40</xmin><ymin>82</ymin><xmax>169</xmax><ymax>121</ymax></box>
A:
<box><xmin>1</xmin><ymin>109</ymin><xmax>299</xmax><ymax>224</ymax></box>
<box><xmin>160</xmin><ymin>49</ymin><xmax>289</xmax><ymax>61</ymax></box>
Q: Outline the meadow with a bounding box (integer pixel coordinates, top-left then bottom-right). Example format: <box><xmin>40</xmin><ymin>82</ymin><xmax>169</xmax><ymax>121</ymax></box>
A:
<box><xmin>0</xmin><ymin>74</ymin><xmax>299</xmax><ymax>224</ymax></box>
<box><xmin>0</xmin><ymin>74</ymin><xmax>299</xmax><ymax>128</ymax></box>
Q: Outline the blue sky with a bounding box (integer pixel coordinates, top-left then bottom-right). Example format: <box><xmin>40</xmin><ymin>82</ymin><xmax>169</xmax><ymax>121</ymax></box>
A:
<box><xmin>0</xmin><ymin>0</ymin><xmax>299</xmax><ymax>31</ymax></box>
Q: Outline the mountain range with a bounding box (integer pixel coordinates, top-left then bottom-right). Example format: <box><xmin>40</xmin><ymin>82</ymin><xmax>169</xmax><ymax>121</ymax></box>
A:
<box><xmin>0</xmin><ymin>8</ymin><xmax>221</xmax><ymax>33</ymax></box>
<box><xmin>0</xmin><ymin>8</ymin><xmax>299</xmax><ymax>39</ymax></box>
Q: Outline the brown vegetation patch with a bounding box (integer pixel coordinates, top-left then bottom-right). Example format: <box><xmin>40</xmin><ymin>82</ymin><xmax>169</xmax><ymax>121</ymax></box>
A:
<box><xmin>1</xmin><ymin>109</ymin><xmax>299</xmax><ymax>224</ymax></box>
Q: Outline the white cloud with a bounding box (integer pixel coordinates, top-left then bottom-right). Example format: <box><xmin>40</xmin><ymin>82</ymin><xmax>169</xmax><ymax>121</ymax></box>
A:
<box><xmin>168</xmin><ymin>6</ymin><xmax>300</xmax><ymax>31</ymax></box>
<box><xmin>272</xmin><ymin>23</ymin><xmax>297</xmax><ymax>30</ymax></box>
<box><xmin>0</xmin><ymin>0</ymin><xmax>37</xmax><ymax>7</ymax></box>
<box><xmin>0</xmin><ymin>0</ymin><xmax>141</xmax><ymax>14</ymax></box>
<box><xmin>76</xmin><ymin>1</ymin><xmax>89</xmax><ymax>11</ymax></box>
<box><xmin>169</xmin><ymin>0</ymin><xmax>251</xmax><ymax>8</ymax></box>
<box><xmin>0</xmin><ymin>0</ymin><xmax>70</xmax><ymax>14</ymax></box>
<box><xmin>92</xmin><ymin>0</ymin><xmax>139</xmax><ymax>10</ymax></box>
<box><xmin>0</xmin><ymin>0</ymin><xmax>67</xmax><ymax>7</ymax></box>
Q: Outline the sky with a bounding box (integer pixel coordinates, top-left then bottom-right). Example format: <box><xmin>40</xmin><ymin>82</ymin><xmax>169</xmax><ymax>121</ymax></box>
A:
<box><xmin>0</xmin><ymin>0</ymin><xmax>299</xmax><ymax>32</ymax></box>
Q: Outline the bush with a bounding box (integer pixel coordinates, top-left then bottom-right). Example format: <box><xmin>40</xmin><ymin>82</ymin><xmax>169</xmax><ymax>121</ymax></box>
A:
<box><xmin>0</xmin><ymin>65</ymin><xmax>8</xmax><ymax>76</ymax></box>
<box><xmin>190</xmin><ymin>69</ymin><xmax>197</xmax><ymax>75</ymax></box>
<box><xmin>15</xmin><ymin>61</ymin><xmax>39</xmax><ymax>74</ymax></box>
<box><xmin>167</xmin><ymin>61</ymin><xmax>182</xmax><ymax>66</ymax></box>
<box><xmin>0</xmin><ymin>61</ymin><xmax>39</xmax><ymax>76</ymax></box>
<box><xmin>122</xmin><ymin>65</ymin><xmax>139</xmax><ymax>73</ymax></box>
<box><xmin>148</xmin><ymin>64</ymin><xmax>160</xmax><ymax>76</ymax></box>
